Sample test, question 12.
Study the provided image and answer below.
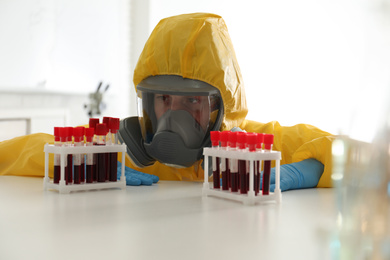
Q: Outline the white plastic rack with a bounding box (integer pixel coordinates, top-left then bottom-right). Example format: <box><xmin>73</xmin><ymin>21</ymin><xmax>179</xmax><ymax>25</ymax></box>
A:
<box><xmin>202</xmin><ymin>147</ymin><xmax>282</xmax><ymax>205</ymax></box>
<box><xmin>43</xmin><ymin>143</ymin><xmax>126</xmax><ymax>194</ymax></box>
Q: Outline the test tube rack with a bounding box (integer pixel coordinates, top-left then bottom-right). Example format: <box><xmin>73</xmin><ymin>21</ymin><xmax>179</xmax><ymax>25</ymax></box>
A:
<box><xmin>43</xmin><ymin>143</ymin><xmax>127</xmax><ymax>194</ymax></box>
<box><xmin>202</xmin><ymin>147</ymin><xmax>282</xmax><ymax>205</ymax></box>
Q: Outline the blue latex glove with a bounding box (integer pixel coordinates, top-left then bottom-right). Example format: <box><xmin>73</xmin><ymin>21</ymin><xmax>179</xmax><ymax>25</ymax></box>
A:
<box><xmin>261</xmin><ymin>158</ymin><xmax>324</xmax><ymax>192</ymax></box>
<box><xmin>117</xmin><ymin>161</ymin><xmax>159</xmax><ymax>186</ymax></box>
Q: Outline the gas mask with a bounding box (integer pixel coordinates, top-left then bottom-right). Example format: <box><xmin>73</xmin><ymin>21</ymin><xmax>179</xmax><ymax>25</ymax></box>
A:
<box><xmin>118</xmin><ymin>75</ymin><xmax>224</xmax><ymax>168</ymax></box>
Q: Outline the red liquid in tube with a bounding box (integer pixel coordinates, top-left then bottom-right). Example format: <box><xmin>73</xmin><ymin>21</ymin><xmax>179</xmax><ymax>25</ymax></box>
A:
<box><xmin>72</xmin><ymin>127</ymin><xmax>84</xmax><ymax>184</ymax></box>
<box><xmin>53</xmin><ymin>127</ymin><xmax>61</xmax><ymax>184</ymax></box>
<box><xmin>109</xmin><ymin>118</ymin><xmax>120</xmax><ymax>182</ymax></box>
<box><xmin>237</xmin><ymin>132</ymin><xmax>248</xmax><ymax>194</ymax></box>
<box><xmin>228</xmin><ymin>132</ymin><xmax>239</xmax><ymax>192</ymax></box>
<box><xmin>89</xmin><ymin>118</ymin><xmax>99</xmax><ymax>182</ymax></box>
<box><xmin>95</xmin><ymin>123</ymin><xmax>107</xmax><ymax>182</ymax></box>
<box><xmin>220</xmin><ymin>131</ymin><xmax>229</xmax><ymax>190</ymax></box>
<box><xmin>210</xmin><ymin>131</ymin><xmax>220</xmax><ymax>189</ymax></box>
<box><xmin>255</xmin><ymin>133</ymin><xmax>264</xmax><ymax>195</ymax></box>
<box><xmin>262</xmin><ymin>134</ymin><xmax>274</xmax><ymax>195</ymax></box>
<box><xmin>65</xmin><ymin>127</ymin><xmax>73</xmax><ymax>184</ymax></box>
<box><xmin>85</xmin><ymin>127</ymin><xmax>95</xmax><ymax>183</ymax></box>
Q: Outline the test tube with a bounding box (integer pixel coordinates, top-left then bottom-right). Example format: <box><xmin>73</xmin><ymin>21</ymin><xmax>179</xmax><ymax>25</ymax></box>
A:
<box><xmin>95</xmin><ymin>123</ymin><xmax>107</xmax><ymax>182</ymax></box>
<box><xmin>76</xmin><ymin>126</ymin><xmax>86</xmax><ymax>183</ymax></box>
<box><xmin>228</xmin><ymin>131</ymin><xmax>239</xmax><ymax>192</ymax></box>
<box><xmin>255</xmin><ymin>133</ymin><xmax>264</xmax><ymax>195</ymax></box>
<box><xmin>210</xmin><ymin>131</ymin><xmax>220</xmax><ymax>189</ymax></box>
<box><xmin>262</xmin><ymin>134</ymin><xmax>274</xmax><ymax>195</ymax></box>
<box><xmin>72</xmin><ymin>127</ymin><xmax>83</xmax><ymax>184</ymax></box>
<box><xmin>85</xmin><ymin>127</ymin><xmax>95</xmax><ymax>183</ymax></box>
<box><xmin>89</xmin><ymin>118</ymin><xmax>99</xmax><ymax>181</ymax></box>
<box><xmin>103</xmin><ymin>117</ymin><xmax>111</xmax><ymax>181</ymax></box>
<box><xmin>53</xmin><ymin>127</ymin><xmax>61</xmax><ymax>184</ymax></box>
<box><xmin>247</xmin><ymin>133</ymin><xmax>257</xmax><ymax>195</ymax></box>
<box><xmin>59</xmin><ymin>128</ymin><xmax>69</xmax><ymax>184</ymax></box>
<box><xmin>65</xmin><ymin>127</ymin><xmax>73</xmax><ymax>184</ymax></box>
<box><xmin>220</xmin><ymin>131</ymin><xmax>229</xmax><ymax>190</ymax></box>
<box><xmin>237</xmin><ymin>132</ymin><xmax>248</xmax><ymax>194</ymax></box>
<box><xmin>109</xmin><ymin>117</ymin><xmax>119</xmax><ymax>182</ymax></box>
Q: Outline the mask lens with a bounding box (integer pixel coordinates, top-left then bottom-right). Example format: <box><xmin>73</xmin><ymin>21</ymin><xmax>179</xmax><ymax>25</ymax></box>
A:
<box><xmin>137</xmin><ymin>90</ymin><xmax>221</xmax><ymax>147</ymax></box>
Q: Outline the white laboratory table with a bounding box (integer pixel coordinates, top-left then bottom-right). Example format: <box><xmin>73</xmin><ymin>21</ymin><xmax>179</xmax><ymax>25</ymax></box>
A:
<box><xmin>0</xmin><ymin>176</ymin><xmax>338</xmax><ymax>260</ymax></box>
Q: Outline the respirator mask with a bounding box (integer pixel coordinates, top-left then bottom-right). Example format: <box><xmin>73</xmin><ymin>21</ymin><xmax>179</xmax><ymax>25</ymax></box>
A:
<box><xmin>118</xmin><ymin>75</ymin><xmax>224</xmax><ymax>168</ymax></box>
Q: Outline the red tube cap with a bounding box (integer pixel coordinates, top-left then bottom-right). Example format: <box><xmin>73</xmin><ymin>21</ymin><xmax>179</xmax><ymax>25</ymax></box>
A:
<box><xmin>210</xmin><ymin>131</ymin><xmax>220</xmax><ymax>147</ymax></box>
<box><xmin>95</xmin><ymin>123</ymin><xmax>107</xmax><ymax>136</ymax></box>
<box><xmin>220</xmin><ymin>131</ymin><xmax>229</xmax><ymax>147</ymax></box>
<box><xmin>257</xmin><ymin>133</ymin><xmax>264</xmax><ymax>149</ymax></box>
<box><xmin>109</xmin><ymin>117</ymin><xmax>120</xmax><ymax>133</ymax></box>
<box><xmin>228</xmin><ymin>131</ymin><xmax>238</xmax><ymax>148</ymax></box>
<box><xmin>264</xmin><ymin>134</ymin><xmax>274</xmax><ymax>150</ymax></box>
<box><xmin>89</xmin><ymin>118</ymin><xmax>99</xmax><ymax>129</ymax></box>
<box><xmin>247</xmin><ymin>133</ymin><xmax>257</xmax><ymax>152</ymax></box>
<box><xmin>237</xmin><ymin>132</ymin><xmax>247</xmax><ymax>149</ymax></box>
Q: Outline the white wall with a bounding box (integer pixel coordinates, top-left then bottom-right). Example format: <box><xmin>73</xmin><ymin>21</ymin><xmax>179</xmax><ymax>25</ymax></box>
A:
<box><xmin>147</xmin><ymin>0</ymin><xmax>390</xmax><ymax>142</ymax></box>
<box><xmin>0</xmin><ymin>0</ymin><xmax>132</xmax><ymax>140</ymax></box>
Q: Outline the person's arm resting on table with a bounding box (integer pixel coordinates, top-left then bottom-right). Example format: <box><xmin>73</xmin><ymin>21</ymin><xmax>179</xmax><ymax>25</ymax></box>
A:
<box><xmin>263</xmin><ymin>158</ymin><xmax>324</xmax><ymax>192</ymax></box>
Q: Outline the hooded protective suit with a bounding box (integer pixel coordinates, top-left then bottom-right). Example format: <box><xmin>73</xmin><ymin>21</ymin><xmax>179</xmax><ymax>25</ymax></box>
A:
<box><xmin>0</xmin><ymin>13</ymin><xmax>333</xmax><ymax>188</ymax></box>
<box><xmin>125</xmin><ymin>13</ymin><xmax>333</xmax><ymax>187</ymax></box>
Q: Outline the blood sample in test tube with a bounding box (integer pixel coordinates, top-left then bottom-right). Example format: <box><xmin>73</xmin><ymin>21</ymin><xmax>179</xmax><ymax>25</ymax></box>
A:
<box><xmin>228</xmin><ymin>131</ymin><xmax>238</xmax><ymax>192</ymax></box>
<box><xmin>262</xmin><ymin>134</ymin><xmax>274</xmax><ymax>195</ymax></box>
<box><xmin>255</xmin><ymin>133</ymin><xmax>264</xmax><ymax>195</ymax></box>
<box><xmin>237</xmin><ymin>132</ymin><xmax>248</xmax><ymax>194</ymax></box>
<box><xmin>59</xmin><ymin>127</ymin><xmax>69</xmax><ymax>184</ymax></box>
<box><xmin>220</xmin><ymin>131</ymin><xmax>230</xmax><ymax>190</ymax></box>
<box><xmin>72</xmin><ymin>127</ymin><xmax>83</xmax><ymax>184</ymax></box>
<box><xmin>76</xmin><ymin>126</ymin><xmax>86</xmax><ymax>183</ymax></box>
<box><xmin>109</xmin><ymin>117</ymin><xmax>120</xmax><ymax>182</ymax></box>
<box><xmin>103</xmin><ymin>117</ymin><xmax>111</xmax><ymax>181</ymax></box>
<box><xmin>89</xmin><ymin>118</ymin><xmax>99</xmax><ymax>181</ymax></box>
<box><xmin>53</xmin><ymin>127</ymin><xmax>61</xmax><ymax>184</ymax></box>
<box><xmin>210</xmin><ymin>131</ymin><xmax>220</xmax><ymax>189</ymax></box>
<box><xmin>246</xmin><ymin>133</ymin><xmax>258</xmax><ymax>195</ymax></box>
<box><xmin>95</xmin><ymin>123</ymin><xmax>107</xmax><ymax>182</ymax></box>
<box><xmin>85</xmin><ymin>127</ymin><xmax>95</xmax><ymax>183</ymax></box>
<box><xmin>65</xmin><ymin>127</ymin><xmax>74</xmax><ymax>184</ymax></box>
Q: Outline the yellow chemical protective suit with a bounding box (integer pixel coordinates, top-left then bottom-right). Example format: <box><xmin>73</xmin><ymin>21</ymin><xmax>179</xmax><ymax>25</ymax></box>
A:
<box><xmin>126</xmin><ymin>13</ymin><xmax>334</xmax><ymax>187</ymax></box>
<box><xmin>0</xmin><ymin>13</ymin><xmax>334</xmax><ymax>188</ymax></box>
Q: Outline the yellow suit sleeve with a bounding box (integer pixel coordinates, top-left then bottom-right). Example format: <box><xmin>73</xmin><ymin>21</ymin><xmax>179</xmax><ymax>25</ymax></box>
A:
<box><xmin>0</xmin><ymin>133</ymin><xmax>54</xmax><ymax>177</ymax></box>
<box><xmin>240</xmin><ymin>120</ymin><xmax>334</xmax><ymax>187</ymax></box>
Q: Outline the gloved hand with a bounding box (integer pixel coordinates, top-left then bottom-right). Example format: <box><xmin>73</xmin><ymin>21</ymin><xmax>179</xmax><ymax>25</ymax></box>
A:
<box><xmin>261</xmin><ymin>158</ymin><xmax>324</xmax><ymax>192</ymax></box>
<box><xmin>117</xmin><ymin>161</ymin><xmax>159</xmax><ymax>186</ymax></box>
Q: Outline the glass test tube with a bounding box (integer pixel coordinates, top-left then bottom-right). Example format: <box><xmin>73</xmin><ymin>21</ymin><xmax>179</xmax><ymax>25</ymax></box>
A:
<box><xmin>95</xmin><ymin>123</ymin><xmax>107</xmax><ymax>182</ymax></box>
<box><xmin>247</xmin><ymin>133</ymin><xmax>257</xmax><ymax>195</ymax></box>
<box><xmin>210</xmin><ymin>131</ymin><xmax>220</xmax><ymax>189</ymax></box>
<box><xmin>262</xmin><ymin>134</ymin><xmax>274</xmax><ymax>195</ymax></box>
<box><xmin>109</xmin><ymin>117</ymin><xmax>119</xmax><ymax>182</ymax></box>
<box><xmin>65</xmin><ymin>127</ymin><xmax>73</xmax><ymax>184</ymax></box>
<box><xmin>103</xmin><ymin>117</ymin><xmax>111</xmax><ymax>181</ymax></box>
<box><xmin>255</xmin><ymin>133</ymin><xmax>264</xmax><ymax>196</ymax></box>
<box><xmin>228</xmin><ymin>131</ymin><xmax>239</xmax><ymax>192</ymax></box>
<box><xmin>85</xmin><ymin>128</ymin><xmax>95</xmax><ymax>183</ymax></box>
<box><xmin>53</xmin><ymin>127</ymin><xmax>61</xmax><ymax>184</ymax></box>
<box><xmin>237</xmin><ymin>132</ymin><xmax>248</xmax><ymax>194</ymax></box>
<box><xmin>89</xmin><ymin>118</ymin><xmax>99</xmax><ymax>181</ymax></box>
<box><xmin>76</xmin><ymin>126</ymin><xmax>86</xmax><ymax>183</ymax></box>
<box><xmin>59</xmin><ymin>128</ymin><xmax>69</xmax><ymax>184</ymax></box>
<box><xmin>220</xmin><ymin>131</ymin><xmax>230</xmax><ymax>191</ymax></box>
<box><xmin>72</xmin><ymin>127</ymin><xmax>84</xmax><ymax>184</ymax></box>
